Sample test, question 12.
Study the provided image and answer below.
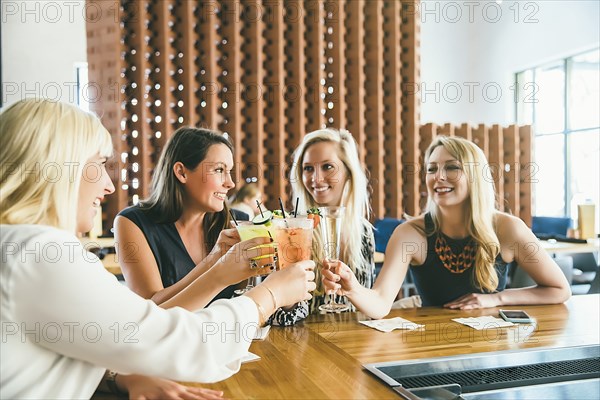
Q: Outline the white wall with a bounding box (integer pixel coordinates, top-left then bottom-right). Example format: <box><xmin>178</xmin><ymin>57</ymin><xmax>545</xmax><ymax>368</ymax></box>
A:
<box><xmin>2</xmin><ymin>0</ymin><xmax>598</xmax><ymax>123</ymax></box>
<box><xmin>420</xmin><ymin>0</ymin><xmax>600</xmax><ymax>125</ymax></box>
<box><xmin>2</xmin><ymin>0</ymin><xmax>87</xmax><ymax>107</ymax></box>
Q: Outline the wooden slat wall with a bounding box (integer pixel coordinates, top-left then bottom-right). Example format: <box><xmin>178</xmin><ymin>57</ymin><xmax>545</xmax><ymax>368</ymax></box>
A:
<box><xmin>85</xmin><ymin>1</ymin><xmax>126</xmax><ymax>229</ymax></box>
<box><xmin>399</xmin><ymin>1</ymin><xmax>421</xmax><ymax>218</ymax></box>
<box><xmin>382</xmin><ymin>1</ymin><xmax>403</xmax><ymax>218</ymax></box>
<box><xmin>344</xmin><ymin>0</ymin><xmax>366</xmax><ymax>167</ymax></box>
<box><xmin>417</xmin><ymin>123</ymin><xmax>533</xmax><ymax>224</ymax></box>
<box><xmin>217</xmin><ymin>1</ymin><xmax>242</xmax><ymax>179</ymax></box>
<box><xmin>363</xmin><ymin>1</ymin><xmax>385</xmax><ymax>220</ymax></box>
<box><xmin>87</xmin><ymin>0</ymin><xmax>531</xmax><ymax>233</ymax></box>
<box><xmin>518</xmin><ymin>126</ymin><xmax>533</xmax><ymax>225</ymax></box>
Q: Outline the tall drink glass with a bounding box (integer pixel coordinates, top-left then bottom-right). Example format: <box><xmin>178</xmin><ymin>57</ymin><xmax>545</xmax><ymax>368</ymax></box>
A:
<box><xmin>234</xmin><ymin>221</ymin><xmax>276</xmax><ymax>295</ymax></box>
<box><xmin>272</xmin><ymin>217</ymin><xmax>313</xmax><ymax>270</ymax></box>
<box><xmin>317</xmin><ymin>206</ymin><xmax>350</xmax><ymax>313</ymax></box>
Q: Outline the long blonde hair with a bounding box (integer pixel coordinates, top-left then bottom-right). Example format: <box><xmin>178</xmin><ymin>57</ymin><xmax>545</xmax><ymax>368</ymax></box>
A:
<box><xmin>424</xmin><ymin>136</ymin><xmax>500</xmax><ymax>292</ymax></box>
<box><xmin>0</xmin><ymin>99</ymin><xmax>112</xmax><ymax>233</ymax></box>
<box><xmin>290</xmin><ymin>128</ymin><xmax>372</xmax><ymax>296</ymax></box>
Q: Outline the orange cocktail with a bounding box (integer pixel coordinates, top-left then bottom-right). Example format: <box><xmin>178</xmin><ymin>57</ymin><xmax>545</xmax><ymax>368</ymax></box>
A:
<box><xmin>272</xmin><ymin>217</ymin><xmax>313</xmax><ymax>270</ymax></box>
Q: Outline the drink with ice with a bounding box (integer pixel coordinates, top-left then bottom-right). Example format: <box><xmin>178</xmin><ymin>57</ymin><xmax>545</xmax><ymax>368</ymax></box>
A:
<box><xmin>272</xmin><ymin>217</ymin><xmax>313</xmax><ymax>270</ymax></box>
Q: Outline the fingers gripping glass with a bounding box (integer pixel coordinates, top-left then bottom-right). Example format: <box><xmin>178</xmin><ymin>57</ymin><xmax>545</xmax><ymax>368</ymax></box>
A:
<box><xmin>233</xmin><ymin>221</ymin><xmax>275</xmax><ymax>295</ymax></box>
<box><xmin>318</xmin><ymin>206</ymin><xmax>350</xmax><ymax>313</ymax></box>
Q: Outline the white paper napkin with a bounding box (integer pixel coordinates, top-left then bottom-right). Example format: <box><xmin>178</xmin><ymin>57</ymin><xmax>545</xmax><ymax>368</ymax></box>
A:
<box><xmin>359</xmin><ymin>317</ymin><xmax>425</xmax><ymax>333</ymax></box>
<box><xmin>241</xmin><ymin>352</ymin><xmax>261</xmax><ymax>364</ymax></box>
<box><xmin>253</xmin><ymin>325</ymin><xmax>270</xmax><ymax>341</ymax></box>
<box><xmin>452</xmin><ymin>316</ymin><xmax>515</xmax><ymax>330</ymax></box>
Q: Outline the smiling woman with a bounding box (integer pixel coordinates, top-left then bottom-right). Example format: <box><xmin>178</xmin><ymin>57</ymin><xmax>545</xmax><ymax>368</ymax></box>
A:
<box><xmin>262</xmin><ymin>128</ymin><xmax>376</xmax><ymax>326</ymax></box>
<box><xmin>301</xmin><ymin>141</ymin><xmax>349</xmax><ymax>207</ymax></box>
<box><xmin>323</xmin><ymin>136</ymin><xmax>572</xmax><ymax>319</ymax></box>
<box><xmin>114</xmin><ymin>127</ymin><xmax>277</xmax><ymax>311</ymax></box>
<box><xmin>0</xmin><ymin>99</ymin><xmax>316</xmax><ymax>399</ymax></box>
<box><xmin>77</xmin><ymin>154</ymin><xmax>116</xmax><ymax>233</ymax></box>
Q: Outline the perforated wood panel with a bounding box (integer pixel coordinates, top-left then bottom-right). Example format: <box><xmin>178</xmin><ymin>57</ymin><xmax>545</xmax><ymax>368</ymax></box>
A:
<box><xmin>87</xmin><ymin>1</ymin><xmax>531</xmax><ymax>234</ymax></box>
<box><xmin>87</xmin><ymin>0</ymin><xmax>423</xmax><ymax>232</ymax></box>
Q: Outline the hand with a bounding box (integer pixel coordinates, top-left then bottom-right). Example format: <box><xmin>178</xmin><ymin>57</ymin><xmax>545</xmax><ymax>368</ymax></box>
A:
<box><xmin>208</xmin><ymin>228</ymin><xmax>241</xmax><ymax>258</ymax></box>
<box><xmin>213</xmin><ymin>237</ymin><xmax>277</xmax><ymax>286</ymax></box>
<box><xmin>261</xmin><ymin>260</ymin><xmax>316</xmax><ymax>307</ymax></box>
<box><xmin>117</xmin><ymin>374</ymin><xmax>224</xmax><ymax>400</ymax></box>
<box><xmin>321</xmin><ymin>260</ymin><xmax>357</xmax><ymax>296</ymax></box>
<box><xmin>444</xmin><ymin>293</ymin><xmax>500</xmax><ymax>310</ymax></box>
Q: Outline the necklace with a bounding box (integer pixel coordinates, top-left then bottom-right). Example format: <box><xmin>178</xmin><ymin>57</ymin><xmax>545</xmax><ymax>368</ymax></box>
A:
<box><xmin>434</xmin><ymin>233</ymin><xmax>477</xmax><ymax>274</ymax></box>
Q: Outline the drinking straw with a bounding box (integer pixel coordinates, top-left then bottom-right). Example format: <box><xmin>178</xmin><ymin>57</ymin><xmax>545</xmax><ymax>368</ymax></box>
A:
<box><xmin>229</xmin><ymin>209</ymin><xmax>239</xmax><ymax>226</ymax></box>
<box><xmin>256</xmin><ymin>200</ymin><xmax>265</xmax><ymax>217</ymax></box>
<box><xmin>278</xmin><ymin>198</ymin><xmax>287</xmax><ymax>218</ymax></box>
<box><xmin>294</xmin><ymin>197</ymin><xmax>299</xmax><ymax>217</ymax></box>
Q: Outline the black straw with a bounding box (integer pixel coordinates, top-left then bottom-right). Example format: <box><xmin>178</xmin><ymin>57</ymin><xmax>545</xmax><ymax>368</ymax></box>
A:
<box><xmin>256</xmin><ymin>200</ymin><xmax>264</xmax><ymax>217</ymax></box>
<box><xmin>278</xmin><ymin>198</ymin><xmax>287</xmax><ymax>218</ymax></box>
<box><xmin>294</xmin><ymin>197</ymin><xmax>300</xmax><ymax>217</ymax></box>
<box><xmin>229</xmin><ymin>209</ymin><xmax>239</xmax><ymax>226</ymax></box>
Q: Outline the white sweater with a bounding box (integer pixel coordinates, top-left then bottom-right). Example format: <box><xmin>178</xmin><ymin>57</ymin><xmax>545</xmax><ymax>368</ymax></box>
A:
<box><xmin>0</xmin><ymin>225</ymin><xmax>259</xmax><ymax>399</ymax></box>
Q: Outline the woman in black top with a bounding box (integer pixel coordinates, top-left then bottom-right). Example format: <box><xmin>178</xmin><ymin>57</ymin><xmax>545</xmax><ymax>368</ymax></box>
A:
<box><xmin>323</xmin><ymin>136</ymin><xmax>571</xmax><ymax>318</ymax></box>
<box><xmin>115</xmin><ymin>127</ymin><xmax>277</xmax><ymax>310</ymax></box>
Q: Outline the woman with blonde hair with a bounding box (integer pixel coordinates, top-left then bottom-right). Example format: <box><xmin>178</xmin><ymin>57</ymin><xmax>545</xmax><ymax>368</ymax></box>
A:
<box><xmin>269</xmin><ymin>128</ymin><xmax>374</xmax><ymax>325</ymax></box>
<box><xmin>0</xmin><ymin>98</ymin><xmax>315</xmax><ymax>399</ymax></box>
<box><xmin>323</xmin><ymin>136</ymin><xmax>571</xmax><ymax>318</ymax></box>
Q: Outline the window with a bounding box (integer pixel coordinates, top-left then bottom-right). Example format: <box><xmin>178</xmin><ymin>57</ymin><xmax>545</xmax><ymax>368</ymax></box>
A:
<box><xmin>75</xmin><ymin>62</ymin><xmax>89</xmax><ymax>112</ymax></box>
<box><xmin>516</xmin><ymin>49</ymin><xmax>600</xmax><ymax>232</ymax></box>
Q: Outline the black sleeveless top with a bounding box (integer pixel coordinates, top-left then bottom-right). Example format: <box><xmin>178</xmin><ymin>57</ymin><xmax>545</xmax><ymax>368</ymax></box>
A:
<box><xmin>409</xmin><ymin>213</ymin><xmax>509</xmax><ymax>306</ymax></box>
<box><xmin>118</xmin><ymin>206</ymin><xmax>249</xmax><ymax>303</ymax></box>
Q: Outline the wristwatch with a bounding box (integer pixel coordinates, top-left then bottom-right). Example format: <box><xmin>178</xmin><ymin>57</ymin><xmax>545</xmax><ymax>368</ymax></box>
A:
<box><xmin>106</xmin><ymin>370</ymin><xmax>125</xmax><ymax>395</ymax></box>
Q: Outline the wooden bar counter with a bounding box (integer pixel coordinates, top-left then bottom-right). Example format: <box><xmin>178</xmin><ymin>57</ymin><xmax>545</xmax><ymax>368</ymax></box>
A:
<box><xmin>190</xmin><ymin>294</ymin><xmax>599</xmax><ymax>398</ymax></box>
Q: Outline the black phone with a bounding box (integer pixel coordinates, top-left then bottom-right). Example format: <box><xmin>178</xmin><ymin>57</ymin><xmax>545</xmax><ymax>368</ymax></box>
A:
<box><xmin>499</xmin><ymin>309</ymin><xmax>534</xmax><ymax>323</ymax></box>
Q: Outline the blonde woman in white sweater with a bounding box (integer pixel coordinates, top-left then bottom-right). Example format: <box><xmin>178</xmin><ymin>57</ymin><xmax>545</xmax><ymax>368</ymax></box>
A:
<box><xmin>0</xmin><ymin>98</ymin><xmax>315</xmax><ymax>399</ymax></box>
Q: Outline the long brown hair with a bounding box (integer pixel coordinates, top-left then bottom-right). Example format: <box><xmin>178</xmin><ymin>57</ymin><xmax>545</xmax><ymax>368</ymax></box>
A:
<box><xmin>139</xmin><ymin>127</ymin><xmax>233</xmax><ymax>252</ymax></box>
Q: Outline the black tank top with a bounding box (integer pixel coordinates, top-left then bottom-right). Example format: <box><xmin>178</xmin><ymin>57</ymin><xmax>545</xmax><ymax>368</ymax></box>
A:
<box><xmin>409</xmin><ymin>213</ymin><xmax>508</xmax><ymax>306</ymax></box>
<box><xmin>118</xmin><ymin>206</ymin><xmax>249</xmax><ymax>303</ymax></box>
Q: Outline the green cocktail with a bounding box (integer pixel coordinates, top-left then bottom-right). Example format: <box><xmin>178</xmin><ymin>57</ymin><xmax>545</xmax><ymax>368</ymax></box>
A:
<box><xmin>232</xmin><ymin>212</ymin><xmax>276</xmax><ymax>294</ymax></box>
<box><xmin>236</xmin><ymin>221</ymin><xmax>276</xmax><ymax>242</ymax></box>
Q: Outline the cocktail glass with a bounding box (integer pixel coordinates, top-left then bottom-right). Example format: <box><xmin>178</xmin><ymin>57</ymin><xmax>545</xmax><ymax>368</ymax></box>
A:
<box><xmin>234</xmin><ymin>221</ymin><xmax>276</xmax><ymax>295</ymax></box>
<box><xmin>271</xmin><ymin>217</ymin><xmax>313</xmax><ymax>270</ymax></box>
<box><xmin>317</xmin><ymin>206</ymin><xmax>349</xmax><ymax>313</ymax></box>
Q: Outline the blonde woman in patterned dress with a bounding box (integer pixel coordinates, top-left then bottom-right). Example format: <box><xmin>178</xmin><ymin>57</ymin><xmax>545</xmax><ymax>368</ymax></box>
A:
<box><xmin>270</xmin><ymin>128</ymin><xmax>375</xmax><ymax>325</ymax></box>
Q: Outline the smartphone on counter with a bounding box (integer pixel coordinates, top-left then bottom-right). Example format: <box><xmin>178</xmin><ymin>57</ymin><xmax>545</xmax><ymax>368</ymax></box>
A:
<box><xmin>499</xmin><ymin>309</ymin><xmax>534</xmax><ymax>323</ymax></box>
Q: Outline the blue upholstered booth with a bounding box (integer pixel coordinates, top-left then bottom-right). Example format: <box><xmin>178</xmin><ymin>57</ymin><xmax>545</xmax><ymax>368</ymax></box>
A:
<box><xmin>531</xmin><ymin>216</ymin><xmax>571</xmax><ymax>237</ymax></box>
<box><xmin>373</xmin><ymin>218</ymin><xmax>405</xmax><ymax>253</ymax></box>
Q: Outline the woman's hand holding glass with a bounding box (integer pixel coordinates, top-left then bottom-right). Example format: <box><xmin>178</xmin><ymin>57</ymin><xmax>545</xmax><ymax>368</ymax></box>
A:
<box><xmin>259</xmin><ymin>260</ymin><xmax>317</xmax><ymax>306</ymax></box>
<box><xmin>213</xmin><ymin>236</ymin><xmax>276</xmax><ymax>287</ymax></box>
<box><xmin>210</xmin><ymin>227</ymin><xmax>242</xmax><ymax>255</ymax></box>
<box><xmin>321</xmin><ymin>260</ymin><xmax>359</xmax><ymax>298</ymax></box>
<box><xmin>203</xmin><ymin>227</ymin><xmax>242</xmax><ymax>273</ymax></box>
